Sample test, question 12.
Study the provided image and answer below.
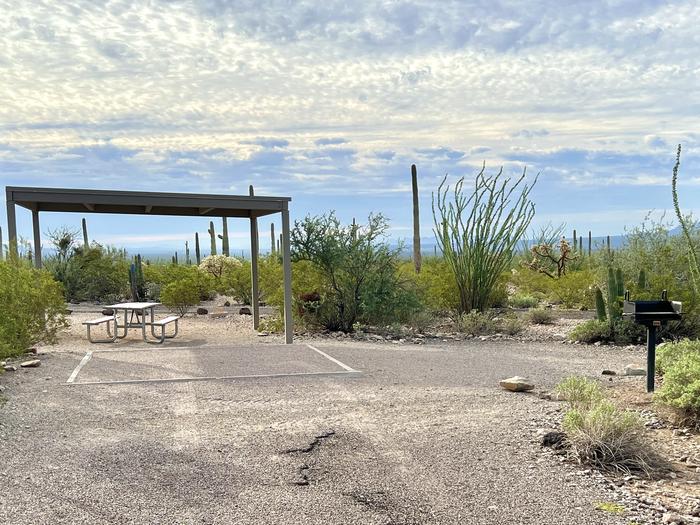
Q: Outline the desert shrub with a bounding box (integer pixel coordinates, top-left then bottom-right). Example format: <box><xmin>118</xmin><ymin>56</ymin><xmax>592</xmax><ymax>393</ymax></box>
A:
<box><xmin>550</xmin><ymin>270</ymin><xmax>596</xmax><ymax>309</ymax></box>
<box><xmin>569</xmin><ymin>318</ymin><xmax>644</xmax><ymax>345</ymax></box>
<box><xmin>221</xmin><ymin>259</ymin><xmax>252</xmax><ymax>304</ymax></box>
<box><xmin>500</xmin><ymin>315</ymin><xmax>525</xmax><ymax>335</ymax></box>
<box><xmin>259</xmin><ymin>315</ymin><xmax>284</xmax><ymax>333</ymax></box>
<box><xmin>557</xmin><ymin>376</ymin><xmax>660</xmax><ymax>475</ymax></box>
<box><xmin>46</xmin><ymin>245</ymin><xmax>129</xmax><ymax>302</ymax></box>
<box><xmin>526</xmin><ymin>308</ymin><xmax>557</xmax><ymax>325</ymax></box>
<box><xmin>556</xmin><ymin>376</ymin><xmax>605</xmax><ymax>409</ymax></box>
<box><xmin>0</xmin><ymin>259</ymin><xmax>68</xmax><ymax>358</ymax></box>
<box><xmin>198</xmin><ymin>255</ymin><xmax>242</xmax><ymax>282</ymax></box>
<box><xmin>292</xmin><ymin>213</ymin><xmax>418</xmax><ymax>332</ymax></box>
<box><xmin>456</xmin><ymin>311</ymin><xmax>498</xmax><ymax>335</ymax></box>
<box><xmin>655</xmin><ymin>341</ymin><xmax>700</xmax><ymax>424</ymax></box>
<box><xmin>656</xmin><ymin>338</ymin><xmax>700</xmax><ymax>374</ymax></box>
<box><xmin>570</xmin><ymin>320</ymin><xmax>611</xmax><ymax>343</ymax></box>
<box><xmin>411</xmin><ymin>257</ymin><xmax>460</xmax><ymax>312</ymax></box>
<box><xmin>509</xmin><ymin>293</ymin><xmax>539</xmax><ymax>308</ymax></box>
<box><xmin>160</xmin><ymin>278</ymin><xmax>201</xmax><ymax>317</ymax></box>
<box><xmin>509</xmin><ymin>268</ymin><xmax>555</xmax><ymax>298</ymax></box>
<box><xmin>144</xmin><ymin>264</ymin><xmax>215</xmax><ymax>301</ymax></box>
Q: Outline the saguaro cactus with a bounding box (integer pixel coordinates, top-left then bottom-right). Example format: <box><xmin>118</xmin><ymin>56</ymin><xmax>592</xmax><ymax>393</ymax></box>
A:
<box><xmin>595</xmin><ymin>287</ymin><xmax>607</xmax><ymax>321</ymax></box>
<box><xmin>0</xmin><ymin>226</ymin><xmax>3</xmax><ymax>260</ymax></box>
<box><xmin>588</xmin><ymin>231</ymin><xmax>592</xmax><ymax>257</ymax></box>
<box><xmin>411</xmin><ymin>164</ymin><xmax>422</xmax><ymax>274</ymax></box>
<box><xmin>270</xmin><ymin>223</ymin><xmax>276</xmax><ymax>255</ymax></box>
<box><xmin>573</xmin><ymin>229</ymin><xmax>577</xmax><ymax>251</ymax></box>
<box><xmin>185</xmin><ymin>241</ymin><xmax>191</xmax><ymax>265</ymax></box>
<box><xmin>82</xmin><ymin>218</ymin><xmax>89</xmax><ymax>247</ymax></box>
<box><xmin>208</xmin><ymin>221</ymin><xmax>217</xmax><ymax>256</ymax></box>
<box><xmin>637</xmin><ymin>269</ymin><xmax>647</xmax><ymax>290</ymax></box>
<box><xmin>195</xmin><ymin>232</ymin><xmax>201</xmax><ymax>265</ymax></box>
<box><xmin>221</xmin><ymin>217</ymin><xmax>230</xmax><ymax>256</ymax></box>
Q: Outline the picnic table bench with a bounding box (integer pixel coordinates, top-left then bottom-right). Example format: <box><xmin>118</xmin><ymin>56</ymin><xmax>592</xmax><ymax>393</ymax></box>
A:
<box><xmin>83</xmin><ymin>302</ymin><xmax>179</xmax><ymax>344</ymax></box>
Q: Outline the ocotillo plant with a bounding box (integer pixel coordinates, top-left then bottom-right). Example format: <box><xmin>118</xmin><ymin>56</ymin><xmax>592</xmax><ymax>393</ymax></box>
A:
<box><xmin>433</xmin><ymin>166</ymin><xmax>536</xmax><ymax>313</ymax></box>
<box><xmin>411</xmin><ymin>164</ymin><xmax>422</xmax><ymax>274</ymax></box>
<box><xmin>270</xmin><ymin>223</ymin><xmax>275</xmax><ymax>255</ymax></box>
<box><xmin>671</xmin><ymin>144</ymin><xmax>700</xmax><ymax>296</ymax></box>
<box><xmin>82</xmin><ymin>217</ymin><xmax>89</xmax><ymax>247</ymax></box>
<box><xmin>195</xmin><ymin>232</ymin><xmax>201</xmax><ymax>265</ymax></box>
<box><xmin>208</xmin><ymin>221</ymin><xmax>217</xmax><ymax>256</ymax></box>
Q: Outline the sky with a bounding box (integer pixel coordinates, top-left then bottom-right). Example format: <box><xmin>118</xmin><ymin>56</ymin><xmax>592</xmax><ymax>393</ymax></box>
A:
<box><xmin>1</xmin><ymin>0</ymin><xmax>699</xmax><ymax>255</ymax></box>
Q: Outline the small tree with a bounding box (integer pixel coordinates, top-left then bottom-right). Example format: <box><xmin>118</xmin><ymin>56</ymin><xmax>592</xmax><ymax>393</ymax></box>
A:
<box><xmin>433</xmin><ymin>166</ymin><xmax>537</xmax><ymax>313</ymax></box>
<box><xmin>292</xmin><ymin>212</ymin><xmax>417</xmax><ymax>331</ymax></box>
<box><xmin>161</xmin><ymin>279</ymin><xmax>200</xmax><ymax>317</ymax></box>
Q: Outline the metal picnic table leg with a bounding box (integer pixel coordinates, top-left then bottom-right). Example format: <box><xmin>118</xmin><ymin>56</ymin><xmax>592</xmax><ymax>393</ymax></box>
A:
<box><xmin>115</xmin><ymin>308</ymin><xmax>129</xmax><ymax>339</ymax></box>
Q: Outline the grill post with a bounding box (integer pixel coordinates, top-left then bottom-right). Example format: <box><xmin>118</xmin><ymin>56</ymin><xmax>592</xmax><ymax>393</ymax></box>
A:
<box><xmin>646</xmin><ymin>324</ymin><xmax>657</xmax><ymax>393</ymax></box>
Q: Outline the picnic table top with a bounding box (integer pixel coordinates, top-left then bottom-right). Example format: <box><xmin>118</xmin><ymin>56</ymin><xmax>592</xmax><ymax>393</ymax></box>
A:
<box><xmin>108</xmin><ymin>302</ymin><xmax>161</xmax><ymax>309</ymax></box>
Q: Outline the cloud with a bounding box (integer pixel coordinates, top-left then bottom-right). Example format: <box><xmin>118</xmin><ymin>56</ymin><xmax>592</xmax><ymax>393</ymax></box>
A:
<box><xmin>315</xmin><ymin>137</ymin><xmax>348</xmax><ymax>146</ymax></box>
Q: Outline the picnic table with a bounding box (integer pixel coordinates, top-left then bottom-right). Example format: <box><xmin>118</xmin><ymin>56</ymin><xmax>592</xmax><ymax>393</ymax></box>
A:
<box><xmin>83</xmin><ymin>302</ymin><xmax>179</xmax><ymax>344</ymax></box>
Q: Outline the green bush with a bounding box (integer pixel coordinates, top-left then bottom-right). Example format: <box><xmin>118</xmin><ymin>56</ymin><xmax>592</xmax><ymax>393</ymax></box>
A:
<box><xmin>557</xmin><ymin>376</ymin><xmax>660</xmax><ymax>475</ymax></box>
<box><xmin>656</xmin><ymin>338</ymin><xmax>700</xmax><ymax>374</ymax></box>
<box><xmin>0</xmin><ymin>259</ymin><xmax>68</xmax><ymax>358</ymax></box>
<box><xmin>509</xmin><ymin>293</ymin><xmax>539</xmax><ymax>308</ymax></box>
<box><xmin>410</xmin><ymin>258</ymin><xmax>460</xmax><ymax>312</ymax></box>
<box><xmin>161</xmin><ymin>279</ymin><xmax>201</xmax><ymax>317</ymax></box>
<box><xmin>655</xmin><ymin>340</ymin><xmax>700</xmax><ymax>424</ymax></box>
<box><xmin>569</xmin><ymin>320</ymin><xmax>611</xmax><ymax>343</ymax></box>
<box><xmin>292</xmin><ymin>213</ymin><xmax>419</xmax><ymax>332</ymax></box>
<box><xmin>46</xmin><ymin>245</ymin><xmax>129</xmax><ymax>302</ymax></box>
<box><xmin>456</xmin><ymin>311</ymin><xmax>498</xmax><ymax>335</ymax></box>
<box><xmin>221</xmin><ymin>259</ymin><xmax>252</xmax><ymax>304</ymax></box>
<box><xmin>144</xmin><ymin>263</ymin><xmax>215</xmax><ymax>301</ymax></box>
<box><xmin>526</xmin><ymin>308</ymin><xmax>557</xmax><ymax>325</ymax></box>
<box><xmin>550</xmin><ymin>270</ymin><xmax>596</xmax><ymax>309</ymax></box>
<box><xmin>556</xmin><ymin>376</ymin><xmax>605</xmax><ymax>410</ymax></box>
<box><xmin>569</xmin><ymin>318</ymin><xmax>644</xmax><ymax>345</ymax></box>
<box><xmin>500</xmin><ymin>316</ymin><xmax>525</xmax><ymax>335</ymax></box>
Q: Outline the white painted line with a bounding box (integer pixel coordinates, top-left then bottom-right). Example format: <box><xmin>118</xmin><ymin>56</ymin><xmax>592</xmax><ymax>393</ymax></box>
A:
<box><xmin>64</xmin><ymin>369</ymin><xmax>360</xmax><ymax>386</ymax></box>
<box><xmin>306</xmin><ymin>344</ymin><xmax>358</xmax><ymax>372</ymax></box>
<box><xmin>66</xmin><ymin>351</ymin><xmax>93</xmax><ymax>384</ymax></box>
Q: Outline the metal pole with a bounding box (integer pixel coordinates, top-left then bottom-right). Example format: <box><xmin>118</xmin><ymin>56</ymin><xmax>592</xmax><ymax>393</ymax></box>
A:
<box><xmin>249</xmin><ymin>185</ymin><xmax>260</xmax><ymax>330</ymax></box>
<box><xmin>6</xmin><ymin>197</ymin><xmax>17</xmax><ymax>258</ymax></box>
<box><xmin>32</xmin><ymin>209</ymin><xmax>42</xmax><ymax>268</ymax></box>
<box><xmin>647</xmin><ymin>324</ymin><xmax>657</xmax><ymax>393</ymax></box>
<box><xmin>281</xmin><ymin>208</ymin><xmax>293</xmax><ymax>344</ymax></box>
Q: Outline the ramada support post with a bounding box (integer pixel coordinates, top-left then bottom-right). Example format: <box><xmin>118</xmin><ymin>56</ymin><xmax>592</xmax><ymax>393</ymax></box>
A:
<box><xmin>32</xmin><ymin>208</ymin><xmax>42</xmax><ymax>268</ymax></box>
<box><xmin>281</xmin><ymin>207</ymin><xmax>293</xmax><ymax>344</ymax></box>
<box><xmin>249</xmin><ymin>185</ymin><xmax>260</xmax><ymax>330</ymax></box>
<box><xmin>6</xmin><ymin>192</ymin><xmax>17</xmax><ymax>258</ymax></box>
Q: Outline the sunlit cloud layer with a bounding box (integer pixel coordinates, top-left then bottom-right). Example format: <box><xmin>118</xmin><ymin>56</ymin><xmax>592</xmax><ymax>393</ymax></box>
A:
<box><xmin>1</xmin><ymin>0</ymin><xmax>699</xmax><ymax>244</ymax></box>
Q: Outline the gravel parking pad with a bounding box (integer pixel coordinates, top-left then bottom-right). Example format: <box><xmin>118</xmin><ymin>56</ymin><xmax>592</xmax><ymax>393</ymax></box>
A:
<box><xmin>0</xmin><ymin>339</ymin><xmax>642</xmax><ymax>524</ymax></box>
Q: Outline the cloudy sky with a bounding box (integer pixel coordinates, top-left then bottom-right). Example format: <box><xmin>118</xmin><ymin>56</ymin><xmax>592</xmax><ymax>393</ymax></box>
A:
<box><xmin>1</xmin><ymin>0</ymin><xmax>699</xmax><ymax>253</ymax></box>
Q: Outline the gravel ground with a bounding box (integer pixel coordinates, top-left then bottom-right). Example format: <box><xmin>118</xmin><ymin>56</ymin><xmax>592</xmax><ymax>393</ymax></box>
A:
<box><xmin>0</xmin><ymin>320</ymin><xmax>652</xmax><ymax>525</ymax></box>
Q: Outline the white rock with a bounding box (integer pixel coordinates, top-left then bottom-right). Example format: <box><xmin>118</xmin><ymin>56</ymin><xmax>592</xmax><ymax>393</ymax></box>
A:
<box><xmin>20</xmin><ymin>359</ymin><xmax>41</xmax><ymax>368</ymax></box>
<box><xmin>499</xmin><ymin>376</ymin><xmax>535</xmax><ymax>392</ymax></box>
<box><xmin>624</xmin><ymin>365</ymin><xmax>646</xmax><ymax>376</ymax></box>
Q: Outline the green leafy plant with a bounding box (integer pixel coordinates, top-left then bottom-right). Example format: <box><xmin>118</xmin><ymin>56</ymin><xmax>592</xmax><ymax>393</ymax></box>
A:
<box><xmin>526</xmin><ymin>308</ymin><xmax>557</xmax><ymax>325</ymax></box>
<box><xmin>0</xmin><ymin>258</ymin><xmax>68</xmax><ymax>358</ymax></box>
<box><xmin>433</xmin><ymin>166</ymin><xmax>537</xmax><ymax>313</ymax></box>
<box><xmin>655</xmin><ymin>339</ymin><xmax>700</xmax><ymax>425</ymax></box>
<box><xmin>569</xmin><ymin>320</ymin><xmax>611</xmax><ymax>344</ymax></box>
<box><xmin>509</xmin><ymin>293</ymin><xmax>539</xmax><ymax>308</ymax></box>
<box><xmin>160</xmin><ymin>278</ymin><xmax>201</xmax><ymax>317</ymax></box>
<box><xmin>291</xmin><ymin>213</ymin><xmax>418</xmax><ymax>332</ymax></box>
